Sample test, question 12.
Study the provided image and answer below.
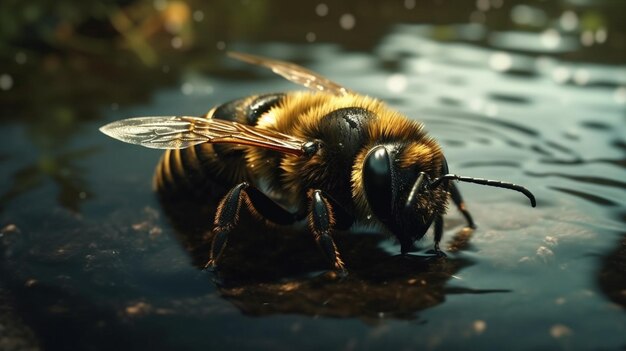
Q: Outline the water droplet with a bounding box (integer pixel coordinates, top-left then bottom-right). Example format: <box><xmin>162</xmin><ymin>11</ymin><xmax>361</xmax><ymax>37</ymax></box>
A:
<box><xmin>315</xmin><ymin>3</ymin><xmax>328</xmax><ymax>17</ymax></box>
<box><xmin>216</xmin><ymin>41</ymin><xmax>226</xmax><ymax>50</ymax></box>
<box><xmin>193</xmin><ymin>10</ymin><xmax>204</xmax><ymax>22</ymax></box>
<box><xmin>550</xmin><ymin>324</ymin><xmax>572</xmax><ymax>338</ymax></box>
<box><xmin>306</xmin><ymin>32</ymin><xmax>316</xmax><ymax>42</ymax></box>
<box><xmin>473</xmin><ymin>320</ymin><xmax>487</xmax><ymax>334</ymax></box>
<box><xmin>0</xmin><ymin>74</ymin><xmax>13</xmax><ymax>91</ymax></box>
<box><xmin>544</xmin><ymin>236</ymin><xmax>559</xmax><ymax>246</ymax></box>
<box><xmin>1</xmin><ymin>224</ymin><xmax>20</xmax><ymax>234</ymax></box>
<box><xmin>560</xmin><ymin>11</ymin><xmax>578</xmax><ymax>31</ymax></box>
<box><xmin>580</xmin><ymin>30</ymin><xmax>594</xmax><ymax>46</ymax></box>
<box><xmin>171</xmin><ymin>36</ymin><xmax>183</xmax><ymax>49</ymax></box>
<box><xmin>79</xmin><ymin>192</ymin><xmax>87</xmax><ymax>199</ymax></box>
<box><xmin>386</xmin><ymin>74</ymin><xmax>408</xmax><ymax>93</ymax></box>
<box><xmin>181</xmin><ymin>82</ymin><xmax>193</xmax><ymax>95</ymax></box>
<box><xmin>489</xmin><ymin>52</ymin><xmax>513</xmax><ymax>72</ymax></box>
<box><xmin>551</xmin><ymin>66</ymin><xmax>571</xmax><ymax>84</ymax></box>
<box><xmin>540</xmin><ymin>29</ymin><xmax>561</xmax><ymax>49</ymax></box>
<box><xmin>573</xmin><ymin>69</ymin><xmax>590</xmax><ymax>86</ymax></box>
<box><xmin>339</xmin><ymin>14</ymin><xmax>355</xmax><ymax>30</ymax></box>
<box><xmin>536</xmin><ymin>246</ymin><xmax>554</xmax><ymax>262</ymax></box>
<box><xmin>404</xmin><ymin>0</ymin><xmax>416</xmax><ymax>10</ymax></box>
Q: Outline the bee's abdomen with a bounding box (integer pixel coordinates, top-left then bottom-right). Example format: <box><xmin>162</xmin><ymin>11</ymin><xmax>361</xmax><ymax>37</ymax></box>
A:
<box><xmin>154</xmin><ymin>93</ymin><xmax>286</xmax><ymax>199</ymax></box>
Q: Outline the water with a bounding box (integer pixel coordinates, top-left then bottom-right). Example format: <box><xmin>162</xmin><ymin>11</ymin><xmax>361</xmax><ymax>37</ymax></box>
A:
<box><xmin>1</xmin><ymin>1</ymin><xmax>625</xmax><ymax>350</ymax></box>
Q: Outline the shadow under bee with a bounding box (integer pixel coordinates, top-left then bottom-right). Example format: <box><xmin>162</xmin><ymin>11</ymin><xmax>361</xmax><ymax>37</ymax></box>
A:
<box><xmin>159</xmin><ymin>194</ymin><xmax>508</xmax><ymax>320</ymax></box>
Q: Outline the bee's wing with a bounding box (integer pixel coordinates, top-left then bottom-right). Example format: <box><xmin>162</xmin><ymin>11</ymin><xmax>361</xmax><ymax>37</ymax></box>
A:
<box><xmin>228</xmin><ymin>52</ymin><xmax>351</xmax><ymax>96</ymax></box>
<box><xmin>100</xmin><ymin>116</ymin><xmax>309</xmax><ymax>156</ymax></box>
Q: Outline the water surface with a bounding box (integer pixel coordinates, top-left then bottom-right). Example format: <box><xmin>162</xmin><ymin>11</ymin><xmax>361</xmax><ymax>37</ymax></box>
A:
<box><xmin>1</xmin><ymin>1</ymin><xmax>625</xmax><ymax>350</ymax></box>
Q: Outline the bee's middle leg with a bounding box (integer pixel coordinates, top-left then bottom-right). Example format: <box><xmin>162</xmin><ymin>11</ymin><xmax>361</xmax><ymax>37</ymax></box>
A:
<box><xmin>307</xmin><ymin>189</ymin><xmax>354</xmax><ymax>276</ymax></box>
<box><xmin>206</xmin><ymin>182</ymin><xmax>296</xmax><ymax>270</ymax></box>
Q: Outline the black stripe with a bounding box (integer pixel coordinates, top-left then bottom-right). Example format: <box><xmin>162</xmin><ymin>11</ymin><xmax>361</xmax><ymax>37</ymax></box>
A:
<box><xmin>179</xmin><ymin>147</ymin><xmax>206</xmax><ymax>190</ymax></box>
<box><xmin>212</xmin><ymin>93</ymin><xmax>285</xmax><ymax>125</ymax></box>
<box><xmin>245</xmin><ymin>93</ymin><xmax>285</xmax><ymax>125</ymax></box>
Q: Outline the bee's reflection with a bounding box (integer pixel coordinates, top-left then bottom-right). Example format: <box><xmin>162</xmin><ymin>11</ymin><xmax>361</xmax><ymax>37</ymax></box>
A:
<box><xmin>160</xmin><ymin>194</ymin><xmax>508</xmax><ymax>320</ymax></box>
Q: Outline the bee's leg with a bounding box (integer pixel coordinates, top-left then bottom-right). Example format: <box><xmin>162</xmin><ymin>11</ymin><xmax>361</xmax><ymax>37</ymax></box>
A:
<box><xmin>449</xmin><ymin>182</ymin><xmax>476</xmax><ymax>229</ymax></box>
<box><xmin>206</xmin><ymin>182</ymin><xmax>296</xmax><ymax>270</ymax></box>
<box><xmin>307</xmin><ymin>190</ymin><xmax>352</xmax><ymax>276</ymax></box>
<box><xmin>433</xmin><ymin>214</ymin><xmax>447</xmax><ymax>257</ymax></box>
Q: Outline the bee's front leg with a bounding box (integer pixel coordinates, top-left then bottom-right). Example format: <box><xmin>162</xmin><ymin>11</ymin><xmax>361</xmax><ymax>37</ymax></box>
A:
<box><xmin>206</xmin><ymin>182</ymin><xmax>296</xmax><ymax>271</ymax></box>
<box><xmin>307</xmin><ymin>189</ymin><xmax>353</xmax><ymax>277</ymax></box>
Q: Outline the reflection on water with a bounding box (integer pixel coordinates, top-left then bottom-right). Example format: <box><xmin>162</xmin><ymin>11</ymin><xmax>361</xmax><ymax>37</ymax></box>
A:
<box><xmin>1</xmin><ymin>0</ymin><xmax>625</xmax><ymax>350</ymax></box>
<box><xmin>0</xmin><ymin>147</ymin><xmax>98</xmax><ymax>213</ymax></box>
<box><xmin>160</xmin><ymin>196</ymin><xmax>507</xmax><ymax>320</ymax></box>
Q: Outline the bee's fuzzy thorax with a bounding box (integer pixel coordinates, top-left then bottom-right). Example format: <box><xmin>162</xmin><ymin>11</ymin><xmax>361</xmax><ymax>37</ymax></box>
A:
<box><xmin>247</xmin><ymin>91</ymin><xmax>447</xmax><ymax>220</ymax></box>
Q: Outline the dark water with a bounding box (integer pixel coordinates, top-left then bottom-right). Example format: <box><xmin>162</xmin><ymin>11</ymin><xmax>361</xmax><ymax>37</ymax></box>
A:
<box><xmin>1</xmin><ymin>1</ymin><xmax>625</xmax><ymax>350</ymax></box>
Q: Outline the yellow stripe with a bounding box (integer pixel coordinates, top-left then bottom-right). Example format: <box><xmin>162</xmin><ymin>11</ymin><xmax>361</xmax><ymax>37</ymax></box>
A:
<box><xmin>171</xmin><ymin>149</ymin><xmax>185</xmax><ymax>179</ymax></box>
<box><xmin>153</xmin><ymin>154</ymin><xmax>165</xmax><ymax>191</ymax></box>
<box><xmin>162</xmin><ymin>150</ymin><xmax>175</xmax><ymax>187</ymax></box>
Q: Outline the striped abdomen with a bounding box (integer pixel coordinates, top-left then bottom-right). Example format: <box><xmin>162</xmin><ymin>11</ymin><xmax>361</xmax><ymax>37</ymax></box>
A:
<box><xmin>153</xmin><ymin>93</ymin><xmax>285</xmax><ymax>199</ymax></box>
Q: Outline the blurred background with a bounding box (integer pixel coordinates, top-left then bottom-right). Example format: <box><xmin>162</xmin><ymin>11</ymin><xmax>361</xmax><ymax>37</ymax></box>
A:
<box><xmin>0</xmin><ymin>0</ymin><xmax>625</xmax><ymax>350</ymax></box>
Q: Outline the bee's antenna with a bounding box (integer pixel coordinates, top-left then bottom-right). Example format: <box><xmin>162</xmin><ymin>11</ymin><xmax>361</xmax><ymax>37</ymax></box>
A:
<box><xmin>431</xmin><ymin>174</ymin><xmax>536</xmax><ymax>207</ymax></box>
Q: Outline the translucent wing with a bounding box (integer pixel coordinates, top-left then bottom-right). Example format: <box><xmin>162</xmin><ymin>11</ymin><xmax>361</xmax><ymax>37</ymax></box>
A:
<box><xmin>100</xmin><ymin>116</ymin><xmax>310</xmax><ymax>156</ymax></box>
<box><xmin>228</xmin><ymin>52</ymin><xmax>351</xmax><ymax>96</ymax></box>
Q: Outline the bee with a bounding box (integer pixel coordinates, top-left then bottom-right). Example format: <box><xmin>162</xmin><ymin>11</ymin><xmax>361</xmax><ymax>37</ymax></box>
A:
<box><xmin>101</xmin><ymin>52</ymin><xmax>536</xmax><ymax>276</ymax></box>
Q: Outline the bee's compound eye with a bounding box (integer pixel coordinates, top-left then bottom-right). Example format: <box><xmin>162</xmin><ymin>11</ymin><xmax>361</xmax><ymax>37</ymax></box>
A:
<box><xmin>368</xmin><ymin>147</ymin><xmax>390</xmax><ymax>174</ymax></box>
<box><xmin>363</xmin><ymin>145</ymin><xmax>394</xmax><ymax>222</ymax></box>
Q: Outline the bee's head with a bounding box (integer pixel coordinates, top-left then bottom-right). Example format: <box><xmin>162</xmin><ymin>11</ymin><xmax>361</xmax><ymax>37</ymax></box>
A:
<box><xmin>358</xmin><ymin>143</ymin><xmax>537</xmax><ymax>253</ymax></box>
<box><xmin>361</xmin><ymin>143</ymin><xmax>449</xmax><ymax>253</ymax></box>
